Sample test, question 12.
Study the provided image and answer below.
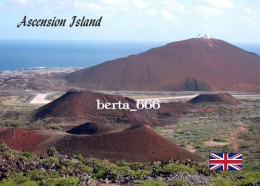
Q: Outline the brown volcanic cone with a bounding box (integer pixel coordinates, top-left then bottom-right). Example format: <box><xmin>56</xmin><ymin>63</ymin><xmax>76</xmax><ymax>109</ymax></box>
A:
<box><xmin>65</xmin><ymin>38</ymin><xmax>260</xmax><ymax>91</ymax></box>
<box><xmin>188</xmin><ymin>93</ymin><xmax>240</xmax><ymax>105</ymax></box>
<box><xmin>34</xmin><ymin>91</ymin><xmax>162</xmax><ymax>127</ymax></box>
<box><xmin>0</xmin><ymin>125</ymin><xmax>201</xmax><ymax>162</ymax></box>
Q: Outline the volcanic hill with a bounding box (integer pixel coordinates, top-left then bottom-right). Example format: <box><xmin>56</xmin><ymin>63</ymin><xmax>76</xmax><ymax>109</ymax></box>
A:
<box><xmin>65</xmin><ymin>38</ymin><xmax>260</xmax><ymax>91</ymax></box>
<box><xmin>34</xmin><ymin>91</ymin><xmax>208</xmax><ymax>127</ymax></box>
<box><xmin>0</xmin><ymin>125</ymin><xmax>201</xmax><ymax>162</ymax></box>
<box><xmin>34</xmin><ymin>91</ymin><xmax>162</xmax><ymax>127</ymax></box>
<box><xmin>188</xmin><ymin>93</ymin><xmax>240</xmax><ymax>105</ymax></box>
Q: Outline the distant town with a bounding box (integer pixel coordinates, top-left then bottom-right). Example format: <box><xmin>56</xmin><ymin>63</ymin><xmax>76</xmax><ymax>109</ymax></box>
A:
<box><xmin>0</xmin><ymin>67</ymin><xmax>81</xmax><ymax>90</ymax></box>
<box><xmin>0</xmin><ymin>67</ymin><xmax>80</xmax><ymax>77</ymax></box>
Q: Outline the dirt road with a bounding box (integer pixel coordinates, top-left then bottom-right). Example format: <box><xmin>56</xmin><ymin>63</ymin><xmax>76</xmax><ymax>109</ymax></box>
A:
<box><xmin>230</xmin><ymin>123</ymin><xmax>247</xmax><ymax>152</ymax></box>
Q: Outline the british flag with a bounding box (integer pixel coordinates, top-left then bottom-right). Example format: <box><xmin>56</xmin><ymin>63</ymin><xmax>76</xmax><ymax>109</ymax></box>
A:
<box><xmin>209</xmin><ymin>153</ymin><xmax>242</xmax><ymax>171</ymax></box>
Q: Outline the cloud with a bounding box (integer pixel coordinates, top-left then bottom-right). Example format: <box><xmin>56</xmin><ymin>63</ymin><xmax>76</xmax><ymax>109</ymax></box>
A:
<box><xmin>204</xmin><ymin>0</ymin><xmax>233</xmax><ymax>8</ymax></box>
<box><xmin>131</xmin><ymin>0</ymin><xmax>146</xmax><ymax>9</ymax></box>
<box><xmin>74</xmin><ymin>0</ymin><xmax>102</xmax><ymax>11</ymax></box>
<box><xmin>11</xmin><ymin>0</ymin><xmax>27</xmax><ymax>5</ymax></box>
<box><xmin>244</xmin><ymin>7</ymin><xmax>258</xmax><ymax>16</ymax></box>
<box><xmin>100</xmin><ymin>0</ymin><xmax>130</xmax><ymax>7</ymax></box>
<box><xmin>158</xmin><ymin>0</ymin><xmax>186</xmax><ymax>12</ymax></box>
<box><xmin>99</xmin><ymin>0</ymin><xmax>131</xmax><ymax>11</ymax></box>
<box><xmin>161</xmin><ymin>10</ymin><xmax>175</xmax><ymax>20</ymax></box>
<box><xmin>143</xmin><ymin>9</ymin><xmax>158</xmax><ymax>15</ymax></box>
<box><xmin>195</xmin><ymin>5</ymin><xmax>222</xmax><ymax>16</ymax></box>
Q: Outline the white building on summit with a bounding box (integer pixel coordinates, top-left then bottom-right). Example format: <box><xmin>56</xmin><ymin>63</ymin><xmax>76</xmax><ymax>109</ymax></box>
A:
<box><xmin>198</xmin><ymin>33</ymin><xmax>211</xmax><ymax>39</ymax></box>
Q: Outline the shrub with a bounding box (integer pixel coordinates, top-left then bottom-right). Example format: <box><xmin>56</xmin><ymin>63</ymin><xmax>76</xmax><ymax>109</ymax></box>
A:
<box><xmin>116</xmin><ymin>159</ymin><xmax>129</xmax><ymax>167</ymax></box>
<box><xmin>127</xmin><ymin>169</ymin><xmax>152</xmax><ymax>180</ymax></box>
<box><xmin>107</xmin><ymin>165</ymin><xmax>130</xmax><ymax>180</ymax></box>
<box><xmin>161</xmin><ymin>163</ymin><xmax>196</xmax><ymax>174</ymax></box>
<box><xmin>46</xmin><ymin>147</ymin><xmax>59</xmax><ymax>157</ymax></box>
<box><xmin>61</xmin><ymin>159</ymin><xmax>75</xmax><ymax>167</ymax></box>
<box><xmin>42</xmin><ymin>177</ymin><xmax>79</xmax><ymax>186</ymax></box>
<box><xmin>0</xmin><ymin>173</ymin><xmax>39</xmax><ymax>186</ymax></box>
<box><xmin>236</xmin><ymin>171</ymin><xmax>260</xmax><ymax>185</ymax></box>
<box><xmin>11</xmin><ymin>173</ymin><xmax>30</xmax><ymax>184</ymax></box>
<box><xmin>20</xmin><ymin>181</ymin><xmax>39</xmax><ymax>186</ymax></box>
<box><xmin>28</xmin><ymin>170</ymin><xmax>59</xmax><ymax>181</ymax></box>
<box><xmin>169</xmin><ymin>179</ymin><xmax>187</xmax><ymax>186</ymax></box>
<box><xmin>129</xmin><ymin>162</ymin><xmax>143</xmax><ymax>170</ymax></box>
<box><xmin>93</xmin><ymin>166</ymin><xmax>107</xmax><ymax>179</ymax></box>
<box><xmin>0</xmin><ymin>178</ymin><xmax>16</xmax><ymax>185</ymax></box>
<box><xmin>151</xmin><ymin>164</ymin><xmax>163</xmax><ymax>174</ymax></box>
<box><xmin>21</xmin><ymin>151</ymin><xmax>34</xmax><ymax>161</ymax></box>
<box><xmin>0</xmin><ymin>143</ymin><xmax>10</xmax><ymax>152</ymax></box>
<box><xmin>46</xmin><ymin>156</ymin><xmax>59</xmax><ymax>164</ymax></box>
<box><xmin>213</xmin><ymin>138</ymin><xmax>228</xmax><ymax>142</ymax></box>
<box><xmin>73</xmin><ymin>154</ymin><xmax>84</xmax><ymax>161</ymax></box>
<box><xmin>77</xmin><ymin>163</ymin><xmax>93</xmax><ymax>173</ymax></box>
<box><xmin>210</xmin><ymin>176</ymin><xmax>233</xmax><ymax>186</ymax></box>
<box><xmin>60</xmin><ymin>165</ymin><xmax>74</xmax><ymax>175</ymax></box>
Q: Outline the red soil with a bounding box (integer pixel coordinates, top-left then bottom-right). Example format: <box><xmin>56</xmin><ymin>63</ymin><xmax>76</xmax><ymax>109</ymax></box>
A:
<box><xmin>65</xmin><ymin>38</ymin><xmax>260</xmax><ymax>91</ymax></box>
<box><xmin>0</xmin><ymin>126</ymin><xmax>201</xmax><ymax>162</ymax></box>
<box><xmin>188</xmin><ymin>93</ymin><xmax>240</xmax><ymax>105</ymax></box>
<box><xmin>0</xmin><ymin>129</ymin><xmax>53</xmax><ymax>153</ymax></box>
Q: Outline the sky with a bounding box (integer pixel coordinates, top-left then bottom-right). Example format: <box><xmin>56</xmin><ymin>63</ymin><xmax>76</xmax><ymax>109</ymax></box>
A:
<box><xmin>0</xmin><ymin>0</ymin><xmax>260</xmax><ymax>43</ymax></box>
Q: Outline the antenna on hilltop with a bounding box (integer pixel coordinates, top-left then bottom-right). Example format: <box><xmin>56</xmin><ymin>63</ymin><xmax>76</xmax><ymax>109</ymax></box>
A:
<box><xmin>197</xmin><ymin>33</ymin><xmax>212</xmax><ymax>39</ymax></box>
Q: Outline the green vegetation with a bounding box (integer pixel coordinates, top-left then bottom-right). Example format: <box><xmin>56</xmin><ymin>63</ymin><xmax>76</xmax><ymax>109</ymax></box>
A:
<box><xmin>169</xmin><ymin>179</ymin><xmax>187</xmax><ymax>186</ymax></box>
<box><xmin>0</xmin><ymin>95</ymin><xmax>260</xmax><ymax>185</ymax></box>
<box><xmin>0</xmin><ymin>145</ymin><xmax>259</xmax><ymax>185</ymax></box>
<box><xmin>156</xmin><ymin>99</ymin><xmax>260</xmax><ymax>172</ymax></box>
<box><xmin>213</xmin><ymin>138</ymin><xmax>228</xmax><ymax>142</ymax></box>
<box><xmin>0</xmin><ymin>95</ymin><xmax>37</xmax><ymax>129</ymax></box>
<box><xmin>162</xmin><ymin>163</ymin><xmax>196</xmax><ymax>174</ymax></box>
<box><xmin>0</xmin><ymin>172</ymin><xmax>79</xmax><ymax>186</ymax></box>
<box><xmin>238</xmin><ymin>120</ymin><xmax>260</xmax><ymax>171</ymax></box>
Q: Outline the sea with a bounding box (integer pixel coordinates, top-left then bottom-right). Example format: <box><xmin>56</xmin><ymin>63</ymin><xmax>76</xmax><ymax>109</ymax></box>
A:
<box><xmin>0</xmin><ymin>40</ymin><xmax>259</xmax><ymax>72</ymax></box>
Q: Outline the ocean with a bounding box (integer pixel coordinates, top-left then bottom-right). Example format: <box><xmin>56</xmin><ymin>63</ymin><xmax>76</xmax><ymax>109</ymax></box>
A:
<box><xmin>0</xmin><ymin>40</ymin><xmax>166</xmax><ymax>72</ymax></box>
<box><xmin>0</xmin><ymin>40</ymin><xmax>259</xmax><ymax>72</ymax></box>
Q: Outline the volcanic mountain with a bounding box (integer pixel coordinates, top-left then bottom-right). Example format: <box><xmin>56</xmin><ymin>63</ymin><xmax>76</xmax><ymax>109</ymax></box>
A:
<box><xmin>188</xmin><ymin>93</ymin><xmax>240</xmax><ymax>105</ymax></box>
<box><xmin>65</xmin><ymin>38</ymin><xmax>260</xmax><ymax>91</ymax></box>
<box><xmin>34</xmin><ymin>91</ymin><xmax>162</xmax><ymax>127</ymax></box>
<box><xmin>34</xmin><ymin>91</ymin><xmax>208</xmax><ymax>127</ymax></box>
<box><xmin>0</xmin><ymin>125</ymin><xmax>202</xmax><ymax>162</ymax></box>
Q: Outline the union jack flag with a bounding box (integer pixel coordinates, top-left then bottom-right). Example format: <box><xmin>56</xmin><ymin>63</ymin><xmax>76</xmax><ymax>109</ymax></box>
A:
<box><xmin>209</xmin><ymin>153</ymin><xmax>242</xmax><ymax>171</ymax></box>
